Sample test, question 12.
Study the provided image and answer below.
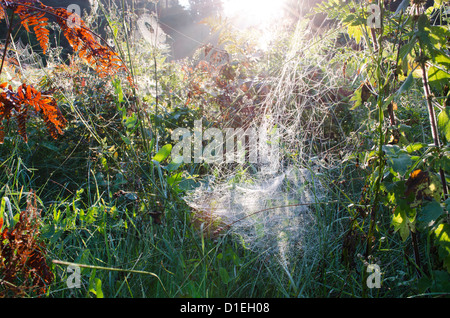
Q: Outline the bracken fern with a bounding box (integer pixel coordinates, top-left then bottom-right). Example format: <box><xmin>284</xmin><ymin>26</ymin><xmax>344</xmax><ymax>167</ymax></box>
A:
<box><xmin>0</xmin><ymin>0</ymin><xmax>133</xmax><ymax>143</ymax></box>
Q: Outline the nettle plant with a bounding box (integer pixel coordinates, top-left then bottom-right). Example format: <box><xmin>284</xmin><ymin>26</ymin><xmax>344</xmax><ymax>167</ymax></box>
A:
<box><xmin>0</xmin><ymin>0</ymin><xmax>131</xmax><ymax>143</ymax></box>
<box><xmin>317</xmin><ymin>0</ymin><xmax>450</xmax><ymax>292</ymax></box>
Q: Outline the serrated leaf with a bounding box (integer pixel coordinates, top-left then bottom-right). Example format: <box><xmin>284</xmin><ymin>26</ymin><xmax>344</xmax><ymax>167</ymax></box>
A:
<box><xmin>417</xmin><ymin>15</ymin><xmax>434</xmax><ymax>52</ymax></box>
<box><xmin>383</xmin><ymin>145</ymin><xmax>412</xmax><ymax>175</ymax></box>
<box><xmin>406</xmin><ymin>142</ymin><xmax>426</xmax><ymax>153</ymax></box>
<box><xmin>392</xmin><ymin>205</ymin><xmax>414</xmax><ymax>241</ymax></box>
<box><xmin>418</xmin><ymin>199</ymin><xmax>443</xmax><ymax>228</ymax></box>
<box><xmin>394</xmin><ymin>154</ymin><xmax>413</xmax><ymax>173</ymax></box>
<box><xmin>347</xmin><ymin>24</ymin><xmax>363</xmax><ymax>43</ymax></box>
<box><xmin>429</xmin><ymin>27</ymin><xmax>450</xmax><ymax>48</ymax></box>
<box><xmin>439</xmin><ymin>155</ymin><xmax>450</xmax><ymax>174</ymax></box>
<box><xmin>438</xmin><ymin>107</ymin><xmax>450</xmax><ymax>142</ymax></box>
<box><xmin>434</xmin><ymin>223</ymin><xmax>450</xmax><ymax>273</ymax></box>
<box><xmin>428</xmin><ymin>66</ymin><xmax>450</xmax><ymax>91</ymax></box>
<box><xmin>342</xmin><ymin>13</ymin><xmax>356</xmax><ymax>23</ymax></box>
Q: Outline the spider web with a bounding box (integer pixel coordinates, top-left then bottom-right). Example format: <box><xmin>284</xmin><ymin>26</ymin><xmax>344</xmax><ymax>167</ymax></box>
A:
<box><xmin>183</xmin><ymin>20</ymin><xmax>349</xmax><ymax>269</ymax></box>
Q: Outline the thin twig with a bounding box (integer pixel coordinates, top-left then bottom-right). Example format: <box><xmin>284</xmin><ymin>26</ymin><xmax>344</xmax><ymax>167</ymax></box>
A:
<box><xmin>52</xmin><ymin>259</ymin><xmax>168</xmax><ymax>295</ymax></box>
<box><xmin>0</xmin><ymin>11</ymin><xmax>14</xmax><ymax>76</ymax></box>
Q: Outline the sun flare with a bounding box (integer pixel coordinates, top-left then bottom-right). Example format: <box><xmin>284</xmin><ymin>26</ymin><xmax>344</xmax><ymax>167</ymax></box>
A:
<box><xmin>223</xmin><ymin>0</ymin><xmax>287</xmax><ymax>28</ymax></box>
<box><xmin>221</xmin><ymin>0</ymin><xmax>288</xmax><ymax>50</ymax></box>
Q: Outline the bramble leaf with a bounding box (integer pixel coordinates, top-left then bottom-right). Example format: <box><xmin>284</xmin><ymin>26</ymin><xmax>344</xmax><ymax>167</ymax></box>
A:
<box><xmin>438</xmin><ymin>107</ymin><xmax>450</xmax><ymax>142</ymax></box>
<box><xmin>417</xmin><ymin>199</ymin><xmax>443</xmax><ymax>229</ymax></box>
<box><xmin>433</xmin><ymin>224</ymin><xmax>450</xmax><ymax>273</ymax></box>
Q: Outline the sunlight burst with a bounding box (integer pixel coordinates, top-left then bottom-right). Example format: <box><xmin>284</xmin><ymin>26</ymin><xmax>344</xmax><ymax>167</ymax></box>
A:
<box><xmin>222</xmin><ymin>0</ymin><xmax>287</xmax><ymax>50</ymax></box>
<box><xmin>223</xmin><ymin>0</ymin><xmax>287</xmax><ymax>27</ymax></box>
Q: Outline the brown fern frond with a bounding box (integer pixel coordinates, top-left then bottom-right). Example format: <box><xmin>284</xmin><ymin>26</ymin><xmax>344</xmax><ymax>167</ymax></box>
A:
<box><xmin>17</xmin><ymin>83</ymin><xmax>67</xmax><ymax>139</ymax></box>
<box><xmin>16</xmin><ymin>105</ymin><xmax>28</xmax><ymax>142</ymax></box>
<box><xmin>0</xmin><ymin>5</ymin><xmax>5</xmax><ymax>21</ymax></box>
<box><xmin>0</xmin><ymin>83</ymin><xmax>67</xmax><ymax>143</ymax></box>
<box><xmin>49</xmin><ymin>7</ymin><xmax>130</xmax><ymax>81</ymax></box>
<box><xmin>0</xmin><ymin>191</ymin><xmax>54</xmax><ymax>297</ymax></box>
<box><xmin>0</xmin><ymin>0</ymin><xmax>135</xmax><ymax>143</ymax></box>
<box><xmin>0</xmin><ymin>0</ymin><xmax>133</xmax><ymax>85</ymax></box>
<box><xmin>0</xmin><ymin>83</ymin><xmax>16</xmax><ymax>143</ymax></box>
<box><xmin>36</xmin><ymin>94</ymin><xmax>67</xmax><ymax>139</ymax></box>
<box><xmin>12</xmin><ymin>1</ymin><xmax>50</xmax><ymax>54</ymax></box>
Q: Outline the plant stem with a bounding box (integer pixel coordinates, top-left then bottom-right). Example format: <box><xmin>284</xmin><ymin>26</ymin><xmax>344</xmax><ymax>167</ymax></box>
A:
<box><xmin>411</xmin><ymin>231</ymin><xmax>422</xmax><ymax>278</ymax></box>
<box><xmin>52</xmin><ymin>259</ymin><xmax>168</xmax><ymax>295</ymax></box>
<box><xmin>0</xmin><ymin>11</ymin><xmax>15</xmax><ymax>77</ymax></box>
<box><xmin>362</xmin><ymin>1</ymin><xmax>386</xmax><ymax>294</ymax></box>
<box><xmin>418</xmin><ymin>49</ymin><xmax>449</xmax><ymax>198</ymax></box>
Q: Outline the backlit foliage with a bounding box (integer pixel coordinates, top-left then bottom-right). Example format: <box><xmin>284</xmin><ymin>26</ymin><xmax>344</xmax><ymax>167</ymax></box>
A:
<box><xmin>0</xmin><ymin>0</ymin><xmax>133</xmax><ymax>143</ymax></box>
<box><xmin>0</xmin><ymin>82</ymin><xmax>67</xmax><ymax>143</ymax></box>
<box><xmin>0</xmin><ymin>0</ymin><xmax>130</xmax><ymax>78</ymax></box>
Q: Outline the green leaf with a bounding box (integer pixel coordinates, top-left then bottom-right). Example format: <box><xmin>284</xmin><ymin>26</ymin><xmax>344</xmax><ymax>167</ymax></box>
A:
<box><xmin>433</xmin><ymin>224</ymin><xmax>450</xmax><ymax>273</ymax></box>
<box><xmin>429</xmin><ymin>27</ymin><xmax>450</xmax><ymax>49</ymax></box>
<box><xmin>406</xmin><ymin>142</ymin><xmax>426</xmax><ymax>153</ymax></box>
<box><xmin>113</xmin><ymin>79</ymin><xmax>124</xmax><ymax>103</ymax></box>
<box><xmin>165</xmin><ymin>156</ymin><xmax>183</xmax><ymax>172</ymax></box>
<box><xmin>438</xmin><ymin>107</ymin><xmax>450</xmax><ymax>142</ymax></box>
<box><xmin>428</xmin><ymin>66</ymin><xmax>450</xmax><ymax>91</ymax></box>
<box><xmin>383</xmin><ymin>145</ymin><xmax>412</xmax><ymax>176</ymax></box>
<box><xmin>41</xmin><ymin>141</ymin><xmax>60</xmax><ymax>152</ymax></box>
<box><xmin>121</xmin><ymin>135</ymin><xmax>132</xmax><ymax>145</ymax></box>
<box><xmin>152</xmin><ymin>144</ymin><xmax>172</xmax><ymax>163</ymax></box>
<box><xmin>396</xmin><ymin>71</ymin><xmax>414</xmax><ymax>96</ymax></box>
<box><xmin>114</xmin><ymin>172</ymin><xmax>127</xmax><ymax>186</ymax></box>
<box><xmin>100</xmin><ymin>156</ymin><xmax>108</xmax><ymax>171</ymax></box>
<box><xmin>392</xmin><ymin>209</ymin><xmax>410</xmax><ymax>241</ymax></box>
<box><xmin>347</xmin><ymin>24</ymin><xmax>363</xmax><ymax>43</ymax></box>
<box><xmin>342</xmin><ymin>13</ymin><xmax>356</xmax><ymax>24</ymax></box>
<box><xmin>392</xmin><ymin>202</ymin><xmax>415</xmax><ymax>241</ymax></box>
<box><xmin>89</xmin><ymin>277</ymin><xmax>104</xmax><ymax>298</ymax></box>
<box><xmin>438</xmin><ymin>155</ymin><xmax>450</xmax><ymax>174</ymax></box>
<box><xmin>434</xmin><ymin>51</ymin><xmax>450</xmax><ymax>68</ymax></box>
<box><xmin>123</xmin><ymin>113</ymin><xmax>137</xmax><ymax>129</ymax></box>
<box><xmin>417</xmin><ymin>15</ymin><xmax>435</xmax><ymax>55</ymax></box>
<box><xmin>418</xmin><ymin>199</ymin><xmax>443</xmax><ymax>228</ymax></box>
<box><xmin>399</xmin><ymin>39</ymin><xmax>416</xmax><ymax>62</ymax></box>
<box><xmin>167</xmin><ymin>171</ymin><xmax>183</xmax><ymax>187</ymax></box>
<box><xmin>178</xmin><ymin>175</ymin><xmax>201</xmax><ymax>192</ymax></box>
<box><xmin>219</xmin><ymin>267</ymin><xmax>231</xmax><ymax>284</ymax></box>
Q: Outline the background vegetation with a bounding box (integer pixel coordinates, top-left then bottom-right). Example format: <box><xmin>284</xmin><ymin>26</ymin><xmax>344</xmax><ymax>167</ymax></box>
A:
<box><xmin>0</xmin><ymin>0</ymin><xmax>449</xmax><ymax>298</ymax></box>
